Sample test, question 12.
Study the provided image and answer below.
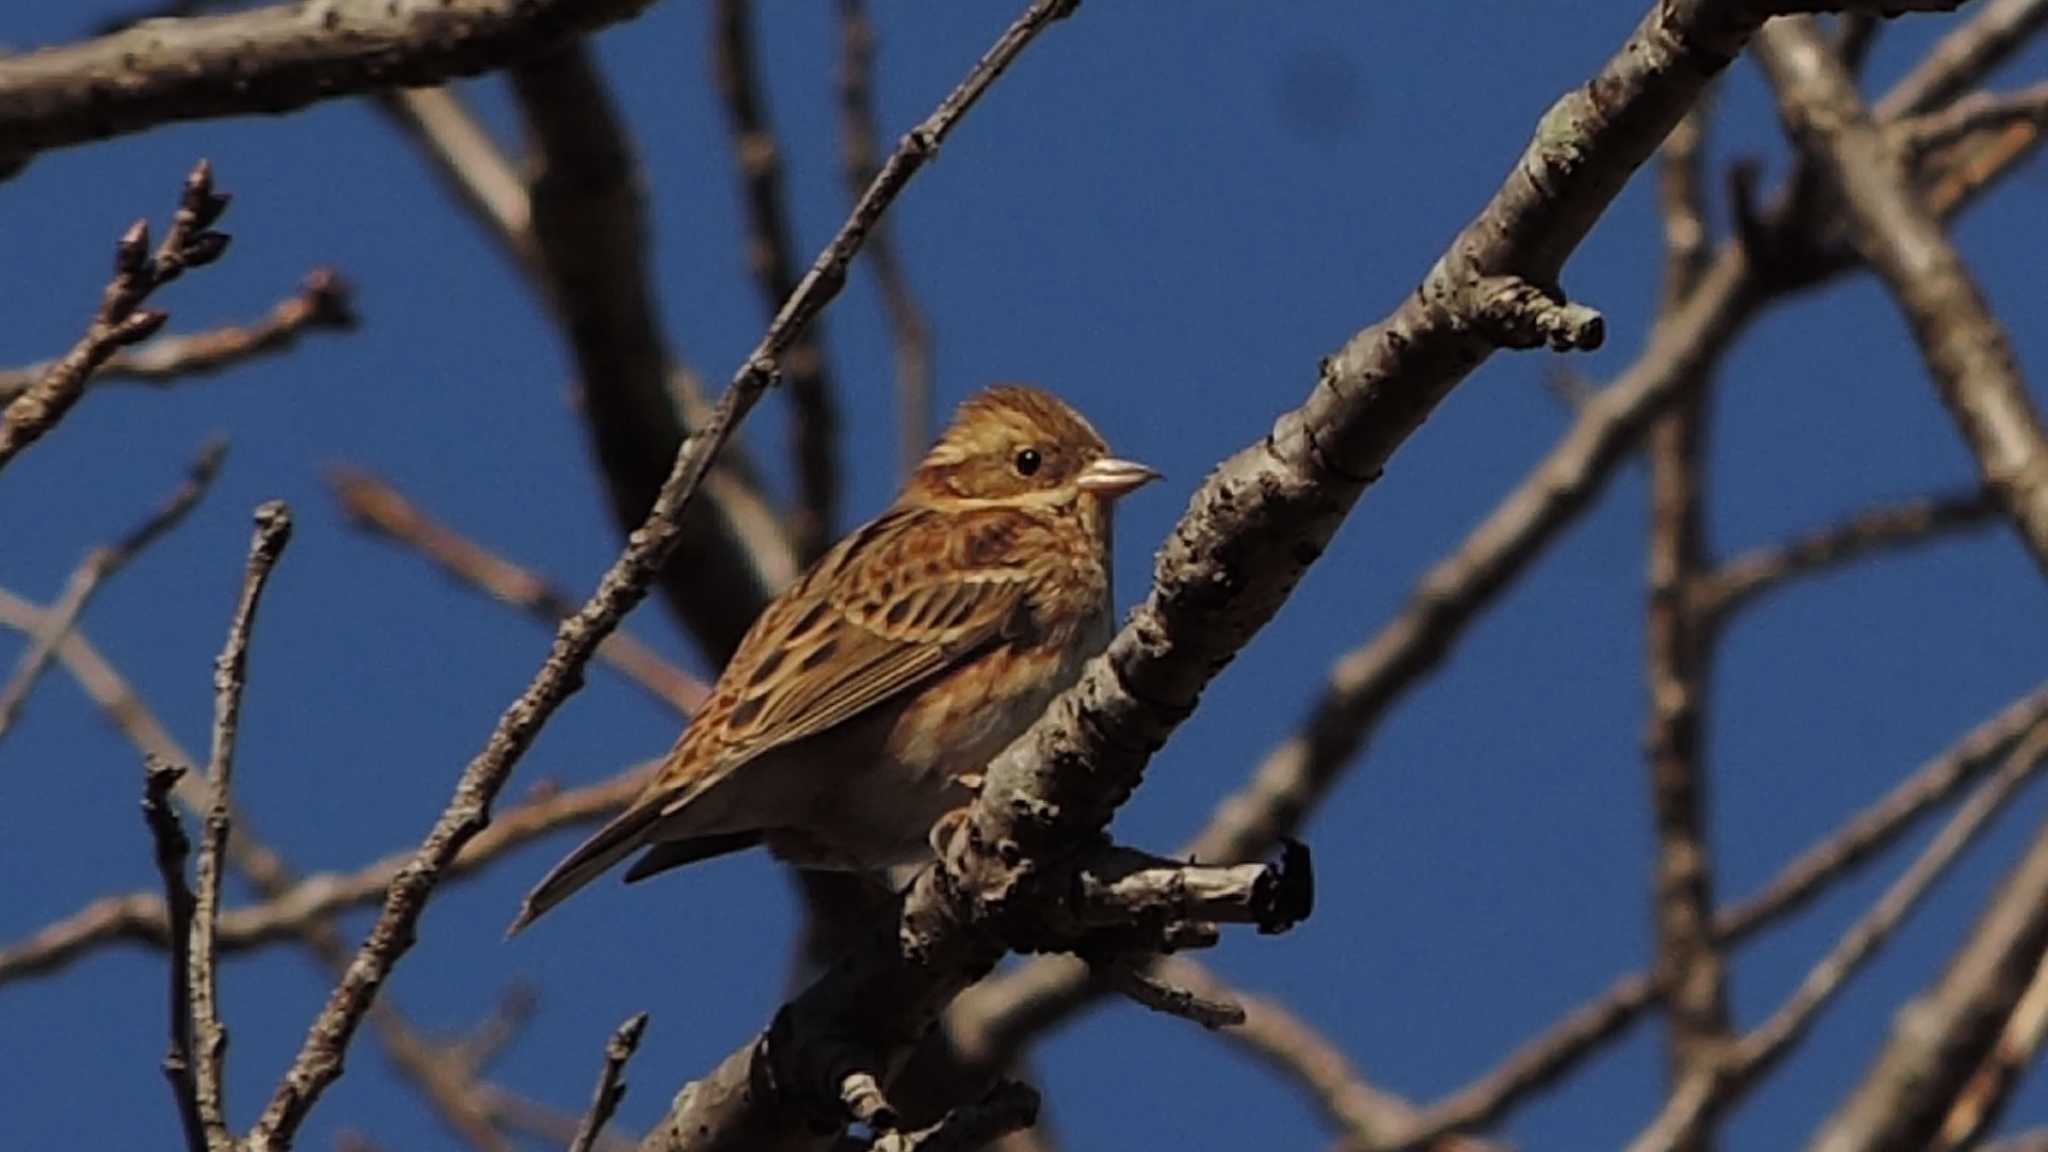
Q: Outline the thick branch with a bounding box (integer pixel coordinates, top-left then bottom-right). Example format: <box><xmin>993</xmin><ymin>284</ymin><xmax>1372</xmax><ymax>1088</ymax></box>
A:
<box><xmin>637</xmin><ymin>3</ymin><xmax>1976</xmax><ymax>1149</ymax></box>
<box><xmin>0</xmin><ymin>0</ymin><xmax>659</xmax><ymax>160</ymax></box>
<box><xmin>1758</xmin><ymin>17</ymin><xmax>2048</xmax><ymax>577</ymax></box>
<box><xmin>509</xmin><ymin>45</ymin><xmax>798</xmax><ymax>666</ymax></box>
<box><xmin>245</xmin><ymin>3</ymin><xmax>1073</xmax><ymax>1144</ymax></box>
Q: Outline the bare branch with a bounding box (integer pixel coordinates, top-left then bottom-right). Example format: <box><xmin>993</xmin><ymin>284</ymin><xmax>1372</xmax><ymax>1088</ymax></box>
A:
<box><xmin>1694</xmin><ymin>488</ymin><xmax>2000</xmax><ymax>619</ymax></box>
<box><xmin>569</xmin><ymin>1014</ymin><xmax>649</xmax><ymax>1152</ymax></box>
<box><xmin>1643</xmin><ymin>94</ymin><xmax>1732</xmax><ymax>1130</ymax></box>
<box><xmin>188</xmin><ymin>502</ymin><xmax>292</xmax><ymax>1149</ymax></box>
<box><xmin>0</xmin><ymin>269</ymin><xmax>352</xmax><ymax>401</ymax></box>
<box><xmin>0</xmin><ymin>159</ymin><xmax>229</xmax><ymax>472</ymax></box>
<box><xmin>1097</xmin><ymin>961</ymin><xmax>1245</xmax><ymax>1029</ymax></box>
<box><xmin>507</xmin><ymin>44</ymin><xmax>799</xmax><ymax>665</ymax></box>
<box><xmin>837</xmin><ymin>0</ymin><xmax>935</xmax><ymax>476</ymax></box>
<box><xmin>0</xmin><ymin>590</ymin><xmax>526</xmax><ymax>1151</ymax></box>
<box><xmin>1625</xmin><ymin>723</ymin><xmax>2048</xmax><ymax>1152</ymax></box>
<box><xmin>871</xmin><ymin>1081</ymin><xmax>1040</xmax><ymax>1152</ymax></box>
<box><xmin>882</xmin><ymin>0</ymin><xmax>2039</xmax><ymax>1128</ymax></box>
<box><xmin>0</xmin><ymin>439</ymin><xmax>224</xmax><ymax>743</ymax></box>
<box><xmin>143</xmin><ymin>756</ymin><xmax>206</xmax><ymax>1152</ymax></box>
<box><xmin>0</xmin><ymin>759</ymin><xmax>651</xmax><ymax>984</ymax></box>
<box><xmin>0</xmin><ymin>0</ymin><xmax>662</xmax><ymax>162</ymax></box>
<box><xmin>1367</xmin><ymin>686</ymin><xmax>2048</xmax><ymax>1152</ymax></box>
<box><xmin>1876</xmin><ymin>0</ymin><xmax>2048</xmax><ymax>118</ymax></box>
<box><xmin>714</xmin><ymin>0</ymin><xmax>841</xmax><ymax>561</ymax></box>
<box><xmin>248</xmin><ymin>0</ymin><xmax>1071</xmax><ymax>1140</ymax></box>
<box><xmin>636</xmin><ymin>3</ymin><xmax>1983</xmax><ymax>1148</ymax></box>
<box><xmin>374</xmin><ymin>87</ymin><xmax>540</xmax><ymax>276</ymax></box>
<box><xmin>1931</xmin><ymin>950</ymin><xmax>2048</xmax><ymax>1151</ymax></box>
<box><xmin>1807</xmin><ymin>800</ymin><xmax>2048</xmax><ymax>1151</ymax></box>
<box><xmin>1758</xmin><ymin>18</ymin><xmax>2048</xmax><ymax>577</ymax></box>
<box><xmin>1897</xmin><ymin>80</ymin><xmax>2048</xmax><ymax>155</ymax></box>
<box><xmin>328</xmin><ymin>467</ymin><xmax>708</xmax><ymax>716</ymax></box>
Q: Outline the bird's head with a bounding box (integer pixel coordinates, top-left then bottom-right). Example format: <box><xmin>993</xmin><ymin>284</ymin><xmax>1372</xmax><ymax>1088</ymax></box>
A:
<box><xmin>903</xmin><ymin>384</ymin><xmax>1159</xmax><ymax>510</ymax></box>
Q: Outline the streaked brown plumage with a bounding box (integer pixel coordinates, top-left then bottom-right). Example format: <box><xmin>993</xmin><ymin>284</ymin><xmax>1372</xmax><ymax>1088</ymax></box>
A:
<box><xmin>510</xmin><ymin>385</ymin><xmax>1158</xmax><ymax>934</ymax></box>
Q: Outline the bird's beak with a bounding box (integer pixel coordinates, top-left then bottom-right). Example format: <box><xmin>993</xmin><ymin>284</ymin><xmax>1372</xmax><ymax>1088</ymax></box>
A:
<box><xmin>1075</xmin><ymin>456</ymin><xmax>1162</xmax><ymax>498</ymax></box>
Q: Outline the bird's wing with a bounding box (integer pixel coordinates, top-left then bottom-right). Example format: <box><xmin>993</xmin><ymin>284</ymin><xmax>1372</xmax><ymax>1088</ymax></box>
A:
<box><xmin>668</xmin><ymin>504</ymin><xmax>1040</xmax><ymax>793</ymax></box>
<box><xmin>507</xmin><ymin>507</ymin><xmax>1041</xmax><ymax>933</ymax></box>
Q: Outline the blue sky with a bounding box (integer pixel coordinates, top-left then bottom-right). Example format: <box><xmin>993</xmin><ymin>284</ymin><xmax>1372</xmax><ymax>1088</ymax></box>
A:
<box><xmin>2</xmin><ymin>3</ymin><xmax>2044</xmax><ymax>1150</ymax></box>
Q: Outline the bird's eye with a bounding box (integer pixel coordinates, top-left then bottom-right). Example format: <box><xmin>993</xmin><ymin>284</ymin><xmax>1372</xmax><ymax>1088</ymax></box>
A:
<box><xmin>1014</xmin><ymin>448</ymin><xmax>1042</xmax><ymax>477</ymax></box>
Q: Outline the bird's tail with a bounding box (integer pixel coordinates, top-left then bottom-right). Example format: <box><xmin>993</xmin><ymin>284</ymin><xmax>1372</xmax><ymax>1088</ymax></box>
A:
<box><xmin>505</xmin><ymin>801</ymin><xmax>664</xmax><ymax>938</ymax></box>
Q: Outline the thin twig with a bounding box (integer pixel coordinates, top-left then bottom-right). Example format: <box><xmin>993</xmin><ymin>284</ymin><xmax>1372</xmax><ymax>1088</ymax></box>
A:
<box><xmin>0</xmin><ymin>269</ymin><xmax>352</xmax><ymax>401</ymax></box>
<box><xmin>713</xmin><ymin>0</ymin><xmax>841</xmax><ymax>561</ymax></box>
<box><xmin>0</xmin><ymin>589</ymin><xmax>526</xmax><ymax>1151</ymax></box>
<box><xmin>569</xmin><ymin>1014</ymin><xmax>649</xmax><ymax>1152</ymax></box>
<box><xmin>1759</xmin><ymin>20</ymin><xmax>2048</xmax><ymax>577</ymax></box>
<box><xmin>0</xmin><ymin>160</ymin><xmax>229</xmax><ymax>473</ymax></box>
<box><xmin>249</xmin><ymin>0</ymin><xmax>1065</xmax><ymax>1139</ymax></box>
<box><xmin>0</xmin><ymin>760</ymin><xmax>652</xmax><ymax>983</ymax></box>
<box><xmin>1642</xmin><ymin>93</ymin><xmax>1732</xmax><ymax>1123</ymax></box>
<box><xmin>1875</xmin><ymin>0</ymin><xmax>2048</xmax><ymax>119</ymax></box>
<box><xmin>837</xmin><ymin>0</ymin><xmax>934</xmax><ymax>476</ymax></box>
<box><xmin>0</xmin><ymin>439</ymin><xmax>225</xmax><ymax>743</ymax></box>
<box><xmin>1370</xmin><ymin>686</ymin><xmax>2048</xmax><ymax>1152</ymax></box>
<box><xmin>1693</xmin><ymin>488</ymin><xmax>2000</xmax><ymax>619</ymax></box>
<box><xmin>1624</xmin><ymin>723</ymin><xmax>2048</xmax><ymax>1152</ymax></box>
<box><xmin>143</xmin><ymin>756</ymin><xmax>206</xmax><ymax>1152</ymax></box>
<box><xmin>1896</xmin><ymin>79</ymin><xmax>2048</xmax><ymax>155</ymax></box>
<box><xmin>374</xmin><ymin>87</ymin><xmax>540</xmax><ymax>276</ymax></box>
<box><xmin>190</xmin><ymin>502</ymin><xmax>293</xmax><ymax>1149</ymax></box>
<box><xmin>1149</xmin><ymin>957</ymin><xmax>1496</xmax><ymax>1151</ymax></box>
<box><xmin>328</xmin><ymin>467</ymin><xmax>708</xmax><ymax>715</ymax></box>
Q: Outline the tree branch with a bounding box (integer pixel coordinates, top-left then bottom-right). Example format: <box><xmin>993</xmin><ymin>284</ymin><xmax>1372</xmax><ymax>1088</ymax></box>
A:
<box><xmin>186</xmin><ymin>502</ymin><xmax>293</xmax><ymax>1149</ymax></box>
<box><xmin>243</xmin><ymin>3</ymin><xmax>1076</xmax><ymax>1144</ymax></box>
<box><xmin>1805</xmin><ymin>795</ymin><xmax>2048</xmax><ymax>1150</ymax></box>
<box><xmin>0</xmin><ymin>0</ymin><xmax>661</xmax><ymax>161</ymax></box>
<box><xmin>836</xmin><ymin>0</ymin><xmax>934</xmax><ymax>477</ymax></box>
<box><xmin>507</xmin><ymin>43</ymin><xmax>800</xmax><ymax>666</ymax></box>
<box><xmin>328</xmin><ymin>467</ymin><xmax>708</xmax><ymax>715</ymax></box>
<box><xmin>1642</xmin><ymin>94</ymin><xmax>1732</xmax><ymax>1135</ymax></box>
<box><xmin>1625</xmin><ymin>723</ymin><xmax>2048</xmax><ymax>1152</ymax></box>
<box><xmin>0</xmin><ymin>269</ymin><xmax>352</xmax><ymax>401</ymax></box>
<box><xmin>1357</xmin><ymin>686</ymin><xmax>2048</xmax><ymax>1151</ymax></box>
<box><xmin>0</xmin><ymin>438</ymin><xmax>224</xmax><ymax>744</ymax></box>
<box><xmin>713</xmin><ymin>0</ymin><xmax>841</xmax><ymax>562</ymax></box>
<box><xmin>143</xmin><ymin>756</ymin><xmax>207</xmax><ymax>1152</ymax></box>
<box><xmin>1757</xmin><ymin>16</ymin><xmax>2048</xmax><ymax>578</ymax></box>
<box><xmin>0</xmin><ymin>159</ymin><xmax>229</xmax><ymax>473</ymax></box>
<box><xmin>1692</xmin><ymin>487</ymin><xmax>2000</xmax><ymax>619</ymax></box>
<box><xmin>569</xmin><ymin>1014</ymin><xmax>649</xmax><ymax>1152</ymax></box>
<box><xmin>1930</xmin><ymin>949</ymin><xmax>2048</xmax><ymax>1151</ymax></box>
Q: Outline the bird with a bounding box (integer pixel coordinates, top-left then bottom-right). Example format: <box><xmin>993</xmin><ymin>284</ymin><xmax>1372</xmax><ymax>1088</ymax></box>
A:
<box><xmin>509</xmin><ymin>385</ymin><xmax>1159</xmax><ymax>935</ymax></box>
